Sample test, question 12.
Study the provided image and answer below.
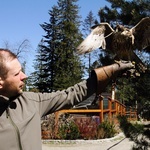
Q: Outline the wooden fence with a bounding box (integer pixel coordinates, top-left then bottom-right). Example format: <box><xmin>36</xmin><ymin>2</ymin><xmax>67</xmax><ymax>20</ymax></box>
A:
<box><xmin>55</xmin><ymin>96</ymin><xmax>137</xmax><ymax>123</ymax></box>
<box><xmin>41</xmin><ymin>96</ymin><xmax>137</xmax><ymax>139</ymax></box>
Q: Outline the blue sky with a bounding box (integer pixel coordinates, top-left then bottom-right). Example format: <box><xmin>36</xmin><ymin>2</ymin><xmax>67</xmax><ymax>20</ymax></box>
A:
<box><xmin>0</xmin><ymin>0</ymin><xmax>110</xmax><ymax>74</ymax></box>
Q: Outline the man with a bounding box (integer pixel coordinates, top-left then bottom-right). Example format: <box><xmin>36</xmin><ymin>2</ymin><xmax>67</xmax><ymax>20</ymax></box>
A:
<box><xmin>0</xmin><ymin>49</ymin><xmax>134</xmax><ymax>150</ymax></box>
<box><xmin>0</xmin><ymin>48</ymin><xmax>99</xmax><ymax>150</ymax></box>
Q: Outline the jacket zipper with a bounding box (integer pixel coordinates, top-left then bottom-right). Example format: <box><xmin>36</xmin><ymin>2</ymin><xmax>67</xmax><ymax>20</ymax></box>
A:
<box><xmin>6</xmin><ymin>109</ymin><xmax>23</xmax><ymax>150</ymax></box>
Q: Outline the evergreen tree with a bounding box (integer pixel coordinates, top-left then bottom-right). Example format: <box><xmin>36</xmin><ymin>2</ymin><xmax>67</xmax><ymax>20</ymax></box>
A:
<box><xmin>81</xmin><ymin>11</ymin><xmax>99</xmax><ymax>77</ymax></box>
<box><xmin>33</xmin><ymin>0</ymin><xmax>83</xmax><ymax>92</ymax></box>
<box><xmin>99</xmin><ymin>0</ymin><xmax>149</xmax><ymax>25</ymax></box>
<box><xmin>97</xmin><ymin>0</ymin><xmax>150</xmax><ymax>111</ymax></box>
<box><xmin>116</xmin><ymin>77</ymin><xmax>137</xmax><ymax>105</ymax></box>
<box><xmin>37</xmin><ymin>40</ymin><xmax>50</xmax><ymax>92</ymax></box>
<box><xmin>40</xmin><ymin>6</ymin><xmax>61</xmax><ymax>92</ymax></box>
<box><xmin>51</xmin><ymin>0</ymin><xmax>82</xmax><ymax>90</ymax></box>
<box><xmin>28</xmin><ymin>39</ymin><xmax>49</xmax><ymax>92</ymax></box>
<box><xmin>52</xmin><ymin>0</ymin><xmax>83</xmax><ymax>90</ymax></box>
<box><xmin>82</xmin><ymin>11</ymin><xmax>97</xmax><ymax>36</ymax></box>
<box><xmin>136</xmin><ymin>66</ymin><xmax>150</xmax><ymax>119</ymax></box>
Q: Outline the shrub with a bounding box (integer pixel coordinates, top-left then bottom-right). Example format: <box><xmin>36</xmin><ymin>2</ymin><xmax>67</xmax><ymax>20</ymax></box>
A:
<box><xmin>74</xmin><ymin>116</ymin><xmax>99</xmax><ymax>139</ymax></box>
<box><xmin>117</xmin><ymin>115</ymin><xmax>144</xmax><ymax>138</ymax></box>
<box><xmin>97</xmin><ymin>120</ymin><xmax>116</xmax><ymax>139</ymax></box>
<box><xmin>58</xmin><ymin>121</ymin><xmax>80</xmax><ymax>140</ymax></box>
<box><xmin>41</xmin><ymin>113</ymin><xmax>56</xmax><ymax>139</ymax></box>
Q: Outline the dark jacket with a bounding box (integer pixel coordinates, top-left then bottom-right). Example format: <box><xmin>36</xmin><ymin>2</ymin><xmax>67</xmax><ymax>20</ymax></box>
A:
<box><xmin>0</xmin><ymin>79</ymin><xmax>96</xmax><ymax>150</ymax></box>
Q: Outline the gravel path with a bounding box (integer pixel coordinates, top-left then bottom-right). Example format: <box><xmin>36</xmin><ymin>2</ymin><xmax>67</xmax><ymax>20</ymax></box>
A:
<box><xmin>42</xmin><ymin>133</ymin><xmax>136</xmax><ymax>150</ymax></box>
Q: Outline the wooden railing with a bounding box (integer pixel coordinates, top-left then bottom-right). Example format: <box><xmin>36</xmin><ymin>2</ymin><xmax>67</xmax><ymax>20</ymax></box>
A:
<box><xmin>55</xmin><ymin>96</ymin><xmax>137</xmax><ymax>123</ymax></box>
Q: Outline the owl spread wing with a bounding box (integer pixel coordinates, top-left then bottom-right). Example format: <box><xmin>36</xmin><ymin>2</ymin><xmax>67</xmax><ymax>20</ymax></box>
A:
<box><xmin>77</xmin><ymin>23</ymin><xmax>114</xmax><ymax>54</ymax></box>
<box><xmin>131</xmin><ymin>17</ymin><xmax>150</xmax><ymax>51</ymax></box>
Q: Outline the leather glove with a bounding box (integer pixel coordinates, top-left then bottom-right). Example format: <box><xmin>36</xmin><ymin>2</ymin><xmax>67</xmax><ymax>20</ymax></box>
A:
<box><xmin>91</xmin><ymin>62</ymin><xmax>134</xmax><ymax>95</ymax></box>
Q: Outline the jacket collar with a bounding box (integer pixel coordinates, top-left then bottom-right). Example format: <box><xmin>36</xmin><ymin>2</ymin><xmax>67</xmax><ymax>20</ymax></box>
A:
<box><xmin>0</xmin><ymin>95</ymin><xmax>18</xmax><ymax>116</ymax></box>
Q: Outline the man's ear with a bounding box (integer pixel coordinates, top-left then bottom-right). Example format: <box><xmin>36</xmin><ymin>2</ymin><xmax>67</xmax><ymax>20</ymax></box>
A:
<box><xmin>0</xmin><ymin>77</ymin><xmax>4</xmax><ymax>89</ymax></box>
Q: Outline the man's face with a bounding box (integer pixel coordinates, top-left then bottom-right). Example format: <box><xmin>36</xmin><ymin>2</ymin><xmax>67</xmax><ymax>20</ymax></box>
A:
<box><xmin>0</xmin><ymin>58</ymin><xmax>27</xmax><ymax>98</ymax></box>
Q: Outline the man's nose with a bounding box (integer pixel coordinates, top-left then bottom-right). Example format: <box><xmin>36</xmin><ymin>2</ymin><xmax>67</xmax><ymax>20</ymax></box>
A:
<box><xmin>21</xmin><ymin>71</ymin><xmax>28</xmax><ymax>80</ymax></box>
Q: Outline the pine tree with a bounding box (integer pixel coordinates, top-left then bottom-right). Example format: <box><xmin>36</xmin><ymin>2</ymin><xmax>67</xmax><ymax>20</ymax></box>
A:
<box><xmin>33</xmin><ymin>1</ymin><xmax>83</xmax><ymax>92</ymax></box>
<box><xmin>81</xmin><ymin>11</ymin><xmax>100</xmax><ymax>77</ymax></box>
<box><xmin>99</xmin><ymin>0</ymin><xmax>149</xmax><ymax>25</ymax></box>
<box><xmin>31</xmin><ymin>39</ymin><xmax>51</xmax><ymax>92</ymax></box>
<box><xmin>96</xmin><ymin>0</ymin><xmax>150</xmax><ymax>113</ymax></box>
<box><xmin>40</xmin><ymin>6</ymin><xmax>61</xmax><ymax>92</ymax></box>
<box><xmin>32</xmin><ymin>5</ymin><xmax>61</xmax><ymax>92</ymax></box>
<box><xmin>51</xmin><ymin>0</ymin><xmax>83</xmax><ymax>90</ymax></box>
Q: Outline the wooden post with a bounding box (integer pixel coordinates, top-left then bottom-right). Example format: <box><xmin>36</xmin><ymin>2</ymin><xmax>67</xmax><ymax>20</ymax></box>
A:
<box><xmin>99</xmin><ymin>95</ymin><xmax>104</xmax><ymax>123</ymax></box>
<box><xmin>124</xmin><ymin>106</ymin><xmax>126</xmax><ymax>115</ymax></box>
<box><xmin>111</xmin><ymin>82</ymin><xmax>116</xmax><ymax>100</ymax></box>
<box><xmin>115</xmin><ymin>101</ymin><xmax>118</xmax><ymax>115</ymax></box>
<box><xmin>108</xmin><ymin>98</ymin><xmax>112</xmax><ymax>122</ymax></box>
<box><xmin>129</xmin><ymin>107</ymin><xmax>131</xmax><ymax>121</ymax></box>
